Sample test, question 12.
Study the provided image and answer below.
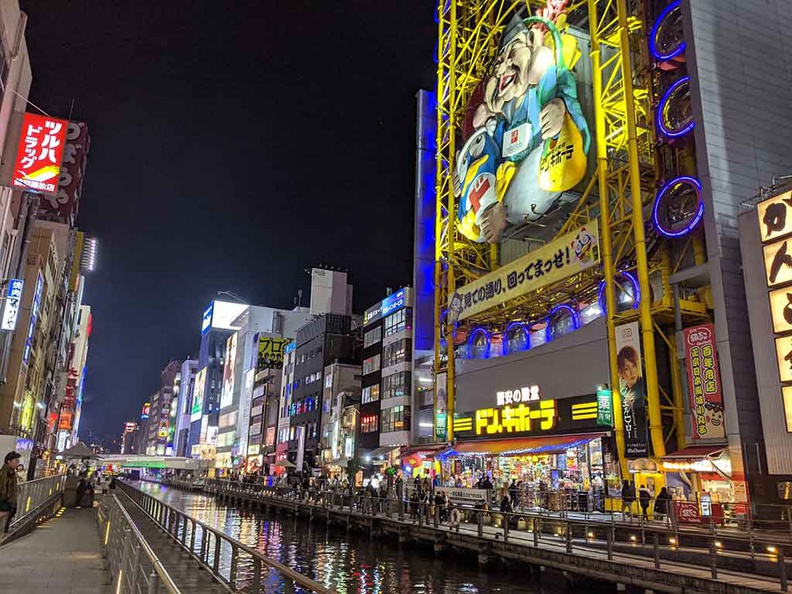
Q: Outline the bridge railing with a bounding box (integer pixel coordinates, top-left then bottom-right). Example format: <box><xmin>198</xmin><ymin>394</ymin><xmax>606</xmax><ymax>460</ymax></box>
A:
<box><xmin>203</xmin><ymin>477</ymin><xmax>792</xmax><ymax>591</ymax></box>
<box><xmin>118</xmin><ymin>480</ymin><xmax>333</xmax><ymax>594</ymax></box>
<box><xmin>5</xmin><ymin>474</ymin><xmax>67</xmax><ymax>534</ymax></box>
<box><xmin>99</xmin><ymin>494</ymin><xmax>181</xmax><ymax>594</ymax></box>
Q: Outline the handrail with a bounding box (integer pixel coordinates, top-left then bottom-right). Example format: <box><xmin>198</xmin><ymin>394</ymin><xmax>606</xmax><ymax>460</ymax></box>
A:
<box><xmin>118</xmin><ymin>481</ymin><xmax>333</xmax><ymax>593</ymax></box>
<box><xmin>99</xmin><ymin>494</ymin><xmax>182</xmax><ymax>594</ymax></box>
<box><xmin>11</xmin><ymin>474</ymin><xmax>66</xmax><ymax>529</ymax></box>
<box><xmin>203</xmin><ymin>478</ymin><xmax>792</xmax><ymax>591</ymax></box>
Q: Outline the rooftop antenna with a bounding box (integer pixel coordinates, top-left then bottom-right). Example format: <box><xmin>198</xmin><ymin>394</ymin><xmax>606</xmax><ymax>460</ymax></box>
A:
<box><xmin>297</xmin><ymin>289</ymin><xmax>303</xmax><ymax>308</ymax></box>
<box><xmin>216</xmin><ymin>290</ymin><xmax>248</xmax><ymax>304</ymax></box>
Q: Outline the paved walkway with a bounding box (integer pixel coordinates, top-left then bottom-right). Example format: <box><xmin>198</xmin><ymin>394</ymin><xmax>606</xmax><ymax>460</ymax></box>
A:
<box><xmin>0</xmin><ymin>506</ymin><xmax>111</xmax><ymax>594</ymax></box>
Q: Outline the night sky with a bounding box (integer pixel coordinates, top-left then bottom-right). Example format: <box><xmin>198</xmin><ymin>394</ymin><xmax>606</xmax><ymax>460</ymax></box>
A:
<box><xmin>20</xmin><ymin>1</ymin><xmax>436</xmax><ymax>444</ymax></box>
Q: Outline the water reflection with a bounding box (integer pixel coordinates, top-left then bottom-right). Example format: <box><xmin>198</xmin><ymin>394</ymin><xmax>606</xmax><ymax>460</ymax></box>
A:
<box><xmin>137</xmin><ymin>482</ymin><xmax>572</xmax><ymax>593</ymax></box>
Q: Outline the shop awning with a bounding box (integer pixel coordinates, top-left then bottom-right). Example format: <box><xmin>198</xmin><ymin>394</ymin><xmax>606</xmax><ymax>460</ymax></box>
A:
<box><xmin>661</xmin><ymin>446</ymin><xmax>724</xmax><ymax>460</ymax></box>
<box><xmin>452</xmin><ymin>433</ymin><xmax>606</xmax><ymax>456</ymax></box>
<box><xmin>370</xmin><ymin>446</ymin><xmax>399</xmax><ymax>458</ymax></box>
<box><xmin>399</xmin><ymin>444</ymin><xmax>449</xmax><ymax>458</ymax></box>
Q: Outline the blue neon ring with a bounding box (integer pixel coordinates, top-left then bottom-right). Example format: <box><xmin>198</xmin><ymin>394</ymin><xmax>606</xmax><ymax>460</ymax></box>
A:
<box><xmin>598</xmin><ymin>271</ymin><xmax>641</xmax><ymax>315</ymax></box>
<box><xmin>545</xmin><ymin>305</ymin><xmax>580</xmax><ymax>343</ymax></box>
<box><xmin>503</xmin><ymin>321</ymin><xmax>530</xmax><ymax>356</ymax></box>
<box><xmin>652</xmin><ymin>176</ymin><xmax>704</xmax><ymax>238</ymax></box>
<box><xmin>657</xmin><ymin>76</ymin><xmax>694</xmax><ymax>138</ymax></box>
<box><xmin>467</xmin><ymin>327</ymin><xmax>491</xmax><ymax>359</ymax></box>
<box><xmin>649</xmin><ymin>1</ymin><xmax>685</xmax><ymax>61</ymax></box>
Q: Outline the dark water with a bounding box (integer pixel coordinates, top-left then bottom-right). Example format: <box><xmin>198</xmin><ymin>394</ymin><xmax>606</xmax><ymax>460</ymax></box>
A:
<box><xmin>136</xmin><ymin>481</ymin><xmax>594</xmax><ymax>594</ymax></box>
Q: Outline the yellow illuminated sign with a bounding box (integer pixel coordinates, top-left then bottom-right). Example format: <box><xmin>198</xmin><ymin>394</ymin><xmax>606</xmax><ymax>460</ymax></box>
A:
<box><xmin>757</xmin><ymin>190</ymin><xmax>792</xmax><ymax>244</ymax></box>
<box><xmin>473</xmin><ymin>400</ymin><xmax>557</xmax><ymax>436</ymax></box>
<box><xmin>763</xmin><ymin>238</ymin><xmax>792</xmax><ymax>288</ymax></box>
<box><xmin>769</xmin><ymin>287</ymin><xmax>792</xmax><ymax>335</ymax></box>
<box><xmin>784</xmin><ymin>387</ymin><xmax>792</xmax><ymax>432</ymax></box>
<box><xmin>450</xmin><ymin>222</ymin><xmax>600</xmax><ymax>322</ymax></box>
<box><xmin>775</xmin><ymin>336</ymin><xmax>792</xmax><ymax>383</ymax></box>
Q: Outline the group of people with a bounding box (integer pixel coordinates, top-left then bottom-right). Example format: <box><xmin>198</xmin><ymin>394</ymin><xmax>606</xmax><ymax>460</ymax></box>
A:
<box><xmin>620</xmin><ymin>480</ymin><xmax>672</xmax><ymax>522</ymax></box>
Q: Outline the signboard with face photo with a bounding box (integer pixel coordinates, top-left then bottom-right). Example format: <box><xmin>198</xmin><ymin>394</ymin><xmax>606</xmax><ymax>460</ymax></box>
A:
<box><xmin>615</xmin><ymin>322</ymin><xmax>649</xmax><ymax>458</ymax></box>
<box><xmin>455</xmin><ymin>2</ymin><xmax>592</xmax><ymax>244</ymax></box>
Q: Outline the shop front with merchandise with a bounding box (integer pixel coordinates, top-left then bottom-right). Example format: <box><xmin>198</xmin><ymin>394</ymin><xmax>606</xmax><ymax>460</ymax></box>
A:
<box><xmin>444</xmin><ymin>319</ymin><xmax>620</xmax><ymax>512</ymax></box>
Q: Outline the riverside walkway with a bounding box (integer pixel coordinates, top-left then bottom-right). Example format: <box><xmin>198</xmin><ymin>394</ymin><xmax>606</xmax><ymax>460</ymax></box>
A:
<box><xmin>182</xmin><ymin>478</ymin><xmax>792</xmax><ymax>594</ymax></box>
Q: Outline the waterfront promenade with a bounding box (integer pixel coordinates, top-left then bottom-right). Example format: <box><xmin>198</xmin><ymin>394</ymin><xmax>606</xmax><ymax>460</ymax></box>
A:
<box><xmin>0</xmin><ymin>506</ymin><xmax>111</xmax><ymax>594</ymax></box>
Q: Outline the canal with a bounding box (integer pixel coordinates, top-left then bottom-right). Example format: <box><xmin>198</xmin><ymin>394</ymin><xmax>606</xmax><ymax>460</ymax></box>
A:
<box><xmin>136</xmin><ymin>481</ymin><xmax>601</xmax><ymax>593</ymax></box>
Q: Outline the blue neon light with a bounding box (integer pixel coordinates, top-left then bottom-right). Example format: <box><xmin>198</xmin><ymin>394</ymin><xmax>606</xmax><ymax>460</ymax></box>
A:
<box><xmin>467</xmin><ymin>327</ymin><xmax>491</xmax><ymax>359</ymax></box>
<box><xmin>545</xmin><ymin>305</ymin><xmax>580</xmax><ymax>343</ymax></box>
<box><xmin>649</xmin><ymin>1</ymin><xmax>685</xmax><ymax>62</ymax></box>
<box><xmin>503</xmin><ymin>321</ymin><xmax>530</xmax><ymax>356</ymax></box>
<box><xmin>598</xmin><ymin>271</ymin><xmax>641</xmax><ymax>315</ymax></box>
<box><xmin>657</xmin><ymin>76</ymin><xmax>693</xmax><ymax>138</ymax></box>
<box><xmin>652</xmin><ymin>176</ymin><xmax>704</xmax><ymax>238</ymax></box>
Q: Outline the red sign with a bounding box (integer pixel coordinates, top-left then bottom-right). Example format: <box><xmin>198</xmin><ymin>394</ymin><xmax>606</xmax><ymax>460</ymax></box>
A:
<box><xmin>683</xmin><ymin>323</ymin><xmax>726</xmax><ymax>440</ymax></box>
<box><xmin>13</xmin><ymin>113</ymin><xmax>68</xmax><ymax>195</ymax></box>
<box><xmin>58</xmin><ymin>410</ymin><xmax>74</xmax><ymax>431</ymax></box>
<box><xmin>40</xmin><ymin>121</ymin><xmax>90</xmax><ymax>225</ymax></box>
<box><xmin>672</xmin><ymin>501</ymin><xmax>703</xmax><ymax>524</ymax></box>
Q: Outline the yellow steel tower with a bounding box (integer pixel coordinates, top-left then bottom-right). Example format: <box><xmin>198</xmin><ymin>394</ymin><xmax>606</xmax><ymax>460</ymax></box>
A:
<box><xmin>434</xmin><ymin>0</ymin><xmax>709</xmax><ymax>472</ymax></box>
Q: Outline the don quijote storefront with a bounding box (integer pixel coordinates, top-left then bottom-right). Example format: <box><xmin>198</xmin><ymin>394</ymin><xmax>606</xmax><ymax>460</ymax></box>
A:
<box><xmin>443</xmin><ymin>318</ymin><xmax>622</xmax><ymax>512</ymax></box>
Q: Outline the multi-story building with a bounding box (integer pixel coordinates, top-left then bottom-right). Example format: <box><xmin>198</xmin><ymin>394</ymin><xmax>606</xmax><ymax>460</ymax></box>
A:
<box><xmin>172</xmin><ymin>358</ymin><xmax>197</xmax><ymax>457</ymax></box>
<box><xmin>134</xmin><ymin>402</ymin><xmax>150</xmax><ymax>457</ymax></box>
<box><xmin>319</xmin><ymin>360</ymin><xmax>361</xmax><ymax>472</ymax></box>
<box><xmin>358</xmin><ymin>288</ymin><xmax>413</xmax><ymax>471</ymax></box>
<box><xmin>216</xmin><ymin>304</ymin><xmax>311</xmax><ymax>472</ymax></box>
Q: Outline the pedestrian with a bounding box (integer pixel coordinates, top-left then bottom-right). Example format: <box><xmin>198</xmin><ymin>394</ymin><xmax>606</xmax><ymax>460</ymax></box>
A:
<box><xmin>509</xmin><ymin>479</ymin><xmax>518</xmax><ymax>507</ymax></box>
<box><xmin>0</xmin><ymin>451</ymin><xmax>21</xmax><ymax>532</ymax></box>
<box><xmin>654</xmin><ymin>486</ymin><xmax>671</xmax><ymax>524</ymax></box>
<box><xmin>639</xmin><ymin>485</ymin><xmax>651</xmax><ymax>521</ymax></box>
<box><xmin>621</xmin><ymin>479</ymin><xmax>635</xmax><ymax>521</ymax></box>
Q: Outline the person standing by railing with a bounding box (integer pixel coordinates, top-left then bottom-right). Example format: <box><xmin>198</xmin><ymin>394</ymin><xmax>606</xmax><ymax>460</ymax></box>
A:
<box><xmin>0</xmin><ymin>451</ymin><xmax>21</xmax><ymax>533</ymax></box>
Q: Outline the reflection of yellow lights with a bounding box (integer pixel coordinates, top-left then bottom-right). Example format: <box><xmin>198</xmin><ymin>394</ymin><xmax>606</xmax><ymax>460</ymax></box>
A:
<box><xmin>768</xmin><ymin>546</ymin><xmax>778</xmax><ymax>554</ymax></box>
<box><xmin>669</xmin><ymin>537</ymin><xmax>677</xmax><ymax>545</ymax></box>
<box><xmin>715</xmin><ymin>541</ymin><xmax>723</xmax><ymax>549</ymax></box>
<box><xmin>587</xmin><ymin>531</ymin><xmax>594</xmax><ymax>538</ymax></box>
<box><xmin>104</xmin><ymin>521</ymin><xmax>111</xmax><ymax>545</ymax></box>
<box><xmin>630</xmin><ymin>535</ymin><xmax>637</xmax><ymax>542</ymax></box>
<box><xmin>115</xmin><ymin>570</ymin><xmax>123</xmax><ymax>594</ymax></box>
<box><xmin>25</xmin><ymin>496</ymin><xmax>31</xmax><ymax>513</ymax></box>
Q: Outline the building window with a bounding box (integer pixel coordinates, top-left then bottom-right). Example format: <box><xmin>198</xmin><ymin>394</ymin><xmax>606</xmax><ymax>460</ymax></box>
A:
<box><xmin>382</xmin><ymin>371</ymin><xmax>411</xmax><ymax>400</ymax></box>
<box><xmin>361</xmin><ymin>414</ymin><xmax>378</xmax><ymax>433</ymax></box>
<box><xmin>364</xmin><ymin>326</ymin><xmax>382</xmax><ymax>348</ymax></box>
<box><xmin>362</xmin><ymin>354</ymin><xmax>381</xmax><ymax>375</ymax></box>
<box><xmin>380</xmin><ymin>405</ymin><xmax>411</xmax><ymax>433</ymax></box>
<box><xmin>382</xmin><ymin>339</ymin><xmax>410</xmax><ymax>368</ymax></box>
<box><xmin>384</xmin><ymin>308</ymin><xmax>411</xmax><ymax>337</ymax></box>
<box><xmin>362</xmin><ymin>384</ymin><xmax>380</xmax><ymax>404</ymax></box>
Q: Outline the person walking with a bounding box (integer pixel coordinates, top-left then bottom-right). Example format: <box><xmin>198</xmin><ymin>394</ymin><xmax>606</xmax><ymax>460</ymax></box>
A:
<box><xmin>639</xmin><ymin>485</ymin><xmax>652</xmax><ymax>522</ymax></box>
<box><xmin>654</xmin><ymin>486</ymin><xmax>671</xmax><ymax>524</ymax></box>
<box><xmin>620</xmin><ymin>479</ymin><xmax>636</xmax><ymax>522</ymax></box>
<box><xmin>0</xmin><ymin>451</ymin><xmax>21</xmax><ymax>532</ymax></box>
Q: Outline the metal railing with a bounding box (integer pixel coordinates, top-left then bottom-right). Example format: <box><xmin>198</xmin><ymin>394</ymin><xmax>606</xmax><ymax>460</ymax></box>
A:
<box><xmin>8</xmin><ymin>474</ymin><xmax>66</xmax><ymax>531</ymax></box>
<box><xmin>99</xmin><ymin>494</ymin><xmax>181</xmax><ymax>594</ymax></box>
<box><xmin>117</xmin><ymin>481</ymin><xmax>333</xmax><ymax>594</ymax></box>
<box><xmin>204</xmin><ymin>479</ymin><xmax>792</xmax><ymax>591</ymax></box>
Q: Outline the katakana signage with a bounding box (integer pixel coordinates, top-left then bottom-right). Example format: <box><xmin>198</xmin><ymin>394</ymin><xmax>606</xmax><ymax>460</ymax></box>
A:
<box><xmin>257</xmin><ymin>335</ymin><xmax>290</xmax><ymax>370</ymax></box>
<box><xmin>449</xmin><ymin>222</ymin><xmax>600</xmax><ymax>322</ymax></box>
<box><xmin>452</xmin><ymin>393</ymin><xmax>607</xmax><ymax>440</ymax></box>
<box><xmin>0</xmin><ymin>279</ymin><xmax>24</xmax><ymax>331</ymax></box>
<box><xmin>683</xmin><ymin>323</ymin><xmax>725</xmax><ymax>440</ymax></box>
<box><xmin>13</xmin><ymin>113</ymin><xmax>68</xmax><ymax>195</ymax></box>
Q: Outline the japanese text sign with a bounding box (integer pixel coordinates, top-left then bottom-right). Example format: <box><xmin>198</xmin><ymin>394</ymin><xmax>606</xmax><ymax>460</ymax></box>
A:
<box><xmin>0</xmin><ymin>279</ymin><xmax>24</xmax><ymax>331</ymax></box>
<box><xmin>615</xmin><ymin>322</ymin><xmax>649</xmax><ymax>458</ymax></box>
<box><xmin>13</xmin><ymin>113</ymin><xmax>68</xmax><ymax>195</ymax></box>
<box><xmin>41</xmin><ymin>121</ymin><xmax>90</xmax><ymax>225</ymax></box>
<box><xmin>596</xmin><ymin>388</ymin><xmax>613</xmax><ymax>427</ymax></box>
<box><xmin>769</xmin><ymin>286</ymin><xmax>792</xmax><ymax>335</ymax></box>
<box><xmin>452</xmin><ymin>393</ymin><xmax>606</xmax><ymax>440</ymax></box>
<box><xmin>775</xmin><ymin>336</ymin><xmax>792</xmax><ymax>384</ymax></box>
<box><xmin>258</xmin><ymin>335</ymin><xmax>290</xmax><ymax>370</ymax></box>
<box><xmin>449</xmin><ymin>222</ymin><xmax>600</xmax><ymax>321</ymax></box>
<box><xmin>22</xmin><ymin>272</ymin><xmax>43</xmax><ymax>366</ymax></box>
<box><xmin>763</xmin><ymin>239</ymin><xmax>792</xmax><ymax>288</ymax></box>
<box><xmin>683</xmin><ymin>323</ymin><xmax>726</xmax><ymax>440</ymax></box>
<box><xmin>757</xmin><ymin>190</ymin><xmax>792</xmax><ymax>244</ymax></box>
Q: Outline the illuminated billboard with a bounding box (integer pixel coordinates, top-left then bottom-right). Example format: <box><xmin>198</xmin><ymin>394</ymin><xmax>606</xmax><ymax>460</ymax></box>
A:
<box><xmin>13</xmin><ymin>113</ymin><xmax>69</xmax><ymax>195</ymax></box>
<box><xmin>257</xmin><ymin>335</ymin><xmax>289</xmax><ymax>370</ymax></box>
<box><xmin>455</xmin><ymin>13</ymin><xmax>591</xmax><ymax>244</ymax></box>
<box><xmin>191</xmin><ymin>367</ymin><xmax>207</xmax><ymax>422</ymax></box>
<box><xmin>220</xmin><ymin>333</ymin><xmax>238</xmax><ymax>409</ymax></box>
<box><xmin>364</xmin><ymin>288</ymin><xmax>409</xmax><ymax>326</ymax></box>
<box><xmin>200</xmin><ymin>300</ymin><xmax>247</xmax><ymax>333</ymax></box>
<box><xmin>41</xmin><ymin>121</ymin><xmax>90</xmax><ymax>225</ymax></box>
<box><xmin>0</xmin><ymin>279</ymin><xmax>24</xmax><ymax>331</ymax></box>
